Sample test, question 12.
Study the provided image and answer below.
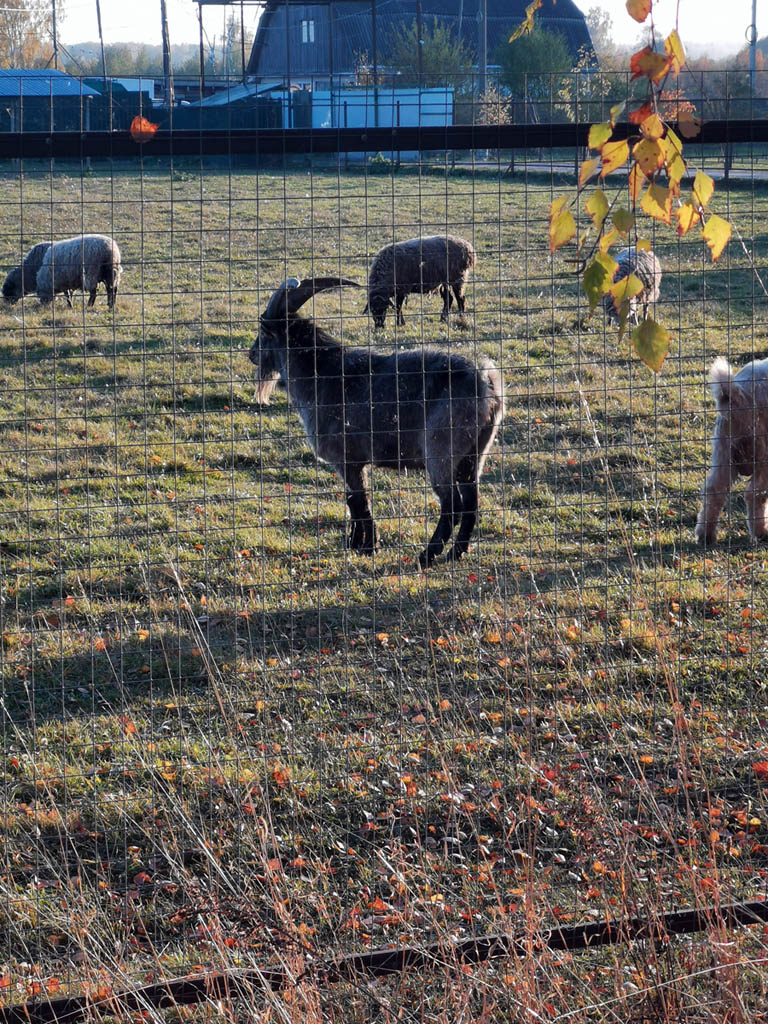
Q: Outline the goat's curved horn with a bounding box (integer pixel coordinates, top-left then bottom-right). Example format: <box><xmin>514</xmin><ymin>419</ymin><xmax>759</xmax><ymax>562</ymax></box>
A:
<box><xmin>261</xmin><ymin>277</ymin><xmax>302</xmax><ymax>322</ymax></box>
<box><xmin>284</xmin><ymin>276</ymin><xmax>362</xmax><ymax>314</ymax></box>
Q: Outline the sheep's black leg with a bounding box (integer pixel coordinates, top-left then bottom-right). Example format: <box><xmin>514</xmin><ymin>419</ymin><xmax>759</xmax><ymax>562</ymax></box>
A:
<box><xmin>87</xmin><ymin>289</ymin><xmax>97</xmax><ymax>308</ymax></box>
<box><xmin>440</xmin><ymin>285</ymin><xmax>453</xmax><ymax>321</ymax></box>
<box><xmin>65</xmin><ymin>291</ymin><xmax>73</xmax><ymax>309</ymax></box>
<box><xmin>453</xmin><ymin>284</ymin><xmax>465</xmax><ymax>313</ymax></box>
<box><xmin>107</xmin><ymin>285</ymin><xmax>117</xmax><ymax>310</ymax></box>
<box><xmin>419</xmin><ymin>484</ymin><xmax>462</xmax><ymax>568</ymax></box>
<box><xmin>345</xmin><ymin>466</ymin><xmax>377</xmax><ymax>554</ymax></box>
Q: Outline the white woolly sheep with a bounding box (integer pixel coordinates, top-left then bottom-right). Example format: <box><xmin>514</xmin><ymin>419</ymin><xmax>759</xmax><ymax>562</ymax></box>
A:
<box><xmin>696</xmin><ymin>357</ymin><xmax>768</xmax><ymax>545</ymax></box>
<box><xmin>365</xmin><ymin>234</ymin><xmax>476</xmax><ymax>328</ymax></box>
<box><xmin>3</xmin><ymin>242</ymin><xmax>73</xmax><ymax>307</ymax></box>
<box><xmin>36</xmin><ymin>234</ymin><xmax>122</xmax><ymax>310</ymax></box>
<box><xmin>602</xmin><ymin>246</ymin><xmax>662</xmax><ymax>324</ymax></box>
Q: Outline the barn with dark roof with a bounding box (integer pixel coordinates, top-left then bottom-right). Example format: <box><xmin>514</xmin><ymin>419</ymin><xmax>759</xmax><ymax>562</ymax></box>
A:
<box><xmin>246</xmin><ymin>0</ymin><xmax>593</xmax><ymax>82</ymax></box>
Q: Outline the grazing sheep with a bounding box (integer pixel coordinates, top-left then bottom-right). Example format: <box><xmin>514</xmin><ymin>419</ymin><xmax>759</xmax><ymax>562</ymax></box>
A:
<box><xmin>602</xmin><ymin>246</ymin><xmax>662</xmax><ymax>324</ymax></box>
<box><xmin>250</xmin><ymin>277</ymin><xmax>505</xmax><ymax>567</ymax></box>
<box><xmin>2</xmin><ymin>242</ymin><xmax>73</xmax><ymax>307</ymax></box>
<box><xmin>695</xmin><ymin>357</ymin><xmax>768</xmax><ymax>545</ymax></box>
<box><xmin>365</xmin><ymin>234</ymin><xmax>476</xmax><ymax>328</ymax></box>
<box><xmin>36</xmin><ymin>234</ymin><xmax>122</xmax><ymax>310</ymax></box>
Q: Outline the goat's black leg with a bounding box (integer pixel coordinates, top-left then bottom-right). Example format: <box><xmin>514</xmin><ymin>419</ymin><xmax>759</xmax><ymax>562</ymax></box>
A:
<box><xmin>65</xmin><ymin>291</ymin><xmax>73</xmax><ymax>309</ymax></box>
<box><xmin>345</xmin><ymin>466</ymin><xmax>378</xmax><ymax>554</ymax></box>
<box><xmin>87</xmin><ymin>288</ymin><xmax>98</xmax><ymax>308</ymax></box>
<box><xmin>419</xmin><ymin>484</ymin><xmax>462</xmax><ymax>568</ymax></box>
<box><xmin>453</xmin><ymin>283</ymin><xmax>465</xmax><ymax>313</ymax></box>
<box><xmin>446</xmin><ymin>481</ymin><xmax>478</xmax><ymax>562</ymax></box>
<box><xmin>396</xmin><ymin>295</ymin><xmax>406</xmax><ymax>326</ymax></box>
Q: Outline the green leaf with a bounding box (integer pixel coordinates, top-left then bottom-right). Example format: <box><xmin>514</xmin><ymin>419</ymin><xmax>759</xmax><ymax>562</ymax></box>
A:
<box><xmin>588</xmin><ymin>122</ymin><xmax>613</xmax><ymax>151</ymax></box>
<box><xmin>586</xmin><ymin>189</ymin><xmax>609</xmax><ymax>230</ymax></box>
<box><xmin>583</xmin><ymin>252</ymin><xmax>618</xmax><ymax>312</ymax></box>
<box><xmin>632</xmin><ymin>318</ymin><xmax>670</xmax><ymax>373</ymax></box>
<box><xmin>612</xmin><ymin>208</ymin><xmax>635</xmax><ymax>233</ymax></box>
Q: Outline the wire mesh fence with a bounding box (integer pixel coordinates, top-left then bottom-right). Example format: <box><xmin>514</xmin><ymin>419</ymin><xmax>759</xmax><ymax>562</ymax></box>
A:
<box><xmin>2</xmin><ymin>75</ymin><xmax>768</xmax><ymax>1022</ymax></box>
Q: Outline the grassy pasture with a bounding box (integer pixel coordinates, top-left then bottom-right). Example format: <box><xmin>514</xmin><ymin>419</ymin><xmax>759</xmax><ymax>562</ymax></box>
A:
<box><xmin>1</xmin><ymin>156</ymin><xmax>768</xmax><ymax>1020</ymax></box>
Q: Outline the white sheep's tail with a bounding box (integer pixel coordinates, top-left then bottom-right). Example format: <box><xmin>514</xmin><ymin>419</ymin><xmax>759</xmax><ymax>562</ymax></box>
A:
<box><xmin>708</xmin><ymin>356</ymin><xmax>733</xmax><ymax>404</ymax></box>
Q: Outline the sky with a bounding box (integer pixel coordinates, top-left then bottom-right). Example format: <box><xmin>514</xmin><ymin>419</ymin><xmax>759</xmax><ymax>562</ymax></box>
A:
<box><xmin>57</xmin><ymin>0</ymin><xmax>758</xmax><ymax>58</ymax></box>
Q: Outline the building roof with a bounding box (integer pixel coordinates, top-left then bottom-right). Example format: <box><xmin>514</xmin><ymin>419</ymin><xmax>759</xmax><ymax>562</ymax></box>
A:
<box><xmin>247</xmin><ymin>0</ymin><xmax>593</xmax><ymax>79</ymax></box>
<box><xmin>0</xmin><ymin>69</ymin><xmax>100</xmax><ymax>98</ymax></box>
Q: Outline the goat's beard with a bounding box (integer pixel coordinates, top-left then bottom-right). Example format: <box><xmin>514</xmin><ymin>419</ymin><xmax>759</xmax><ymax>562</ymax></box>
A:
<box><xmin>254</xmin><ymin>370</ymin><xmax>280</xmax><ymax>405</ymax></box>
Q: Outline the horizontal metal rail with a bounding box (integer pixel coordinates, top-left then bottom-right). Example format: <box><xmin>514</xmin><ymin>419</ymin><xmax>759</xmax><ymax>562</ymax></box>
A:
<box><xmin>2</xmin><ymin>899</ymin><xmax>767</xmax><ymax>1024</ymax></box>
<box><xmin>1</xmin><ymin>119</ymin><xmax>766</xmax><ymax>160</ymax></box>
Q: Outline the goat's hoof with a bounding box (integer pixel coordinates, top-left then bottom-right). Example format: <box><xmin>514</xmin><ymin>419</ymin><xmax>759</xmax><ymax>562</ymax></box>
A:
<box><xmin>418</xmin><ymin>550</ymin><xmax>435</xmax><ymax>570</ymax></box>
<box><xmin>695</xmin><ymin>530</ymin><xmax>716</xmax><ymax>546</ymax></box>
<box><xmin>445</xmin><ymin>544</ymin><xmax>467</xmax><ymax>563</ymax></box>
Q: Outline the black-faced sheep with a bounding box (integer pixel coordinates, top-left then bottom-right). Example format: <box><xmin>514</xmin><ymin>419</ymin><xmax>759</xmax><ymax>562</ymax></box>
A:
<box><xmin>2</xmin><ymin>242</ymin><xmax>72</xmax><ymax>307</ymax></box>
<box><xmin>696</xmin><ymin>357</ymin><xmax>768</xmax><ymax>545</ymax></box>
<box><xmin>36</xmin><ymin>234</ymin><xmax>122</xmax><ymax>310</ymax></box>
<box><xmin>365</xmin><ymin>234</ymin><xmax>476</xmax><ymax>328</ymax></box>
<box><xmin>250</xmin><ymin>277</ymin><xmax>505</xmax><ymax>567</ymax></box>
<box><xmin>602</xmin><ymin>246</ymin><xmax>662</xmax><ymax>324</ymax></box>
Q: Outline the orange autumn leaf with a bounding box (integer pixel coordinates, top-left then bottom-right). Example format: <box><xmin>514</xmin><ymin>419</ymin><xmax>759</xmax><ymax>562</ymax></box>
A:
<box><xmin>130</xmin><ymin>116</ymin><xmax>158</xmax><ymax>143</ymax></box>
<box><xmin>626</xmin><ymin>0</ymin><xmax>651</xmax><ymax>22</ymax></box>
<box><xmin>629</xmin><ymin>101</ymin><xmax>653</xmax><ymax>125</ymax></box>
<box><xmin>754</xmin><ymin>761</ymin><xmax>768</xmax><ymax>781</ymax></box>
<box><xmin>630</xmin><ymin>46</ymin><xmax>672</xmax><ymax>83</ymax></box>
<box><xmin>678</xmin><ymin>106</ymin><xmax>702</xmax><ymax>139</ymax></box>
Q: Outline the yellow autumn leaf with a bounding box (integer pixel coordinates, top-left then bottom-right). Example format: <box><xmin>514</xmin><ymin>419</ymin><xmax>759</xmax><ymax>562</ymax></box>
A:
<box><xmin>636</xmin><ymin>237</ymin><xmax>652</xmax><ymax>251</ymax></box>
<box><xmin>549</xmin><ymin>198</ymin><xmax>576</xmax><ymax>252</ymax></box>
<box><xmin>509</xmin><ymin>0</ymin><xmax>542</xmax><ymax>41</ymax></box>
<box><xmin>630</xmin><ymin>46</ymin><xmax>671</xmax><ymax>83</ymax></box>
<box><xmin>598</xmin><ymin>226</ymin><xmax>620</xmax><ymax>253</ymax></box>
<box><xmin>641</xmin><ymin>183</ymin><xmax>673</xmax><ymax>224</ymax></box>
<box><xmin>609</xmin><ymin>101</ymin><xmax>626</xmax><ymax>127</ymax></box>
<box><xmin>639</xmin><ymin>113</ymin><xmax>665</xmax><ymax>140</ymax></box>
<box><xmin>664</xmin><ymin>29</ymin><xmax>686</xmax><ymax>75</ymax></box>
<box><xmin>633</xmin><ymin>137</ymin><xmax>666</xmax><ymax>177</ymax></box>
<box><xmin>632</xmin><ymin>318</ymin><xmax>670</xmax><ymax>373</ymax></box>
<box><xmin>628</xmin><ymin>163</ymin><xmax>645</xmax><ymax>203</ymax></box>
<box><xmin>601</xmin><ymin>139</ymin><xmax>629</xmax><ymax>177</ymax></box>
<box><xmin>693</xmin><ymin>169</ymin><xmax>715</xmax><ymax>209</ymax></box>
<box><xmin>626</xmin><ymin>0</ymin><xmax>651</xmax><ymax>22</ymax></box>
<box><xmin>585</xmin><ymin>189</ymin><xmax>609</xmax><ymax>230</ymax></box>
<box><xmin>588</xmin><ymin>122</ymin><xmax>612</xmax><ymax>151</ymax></box>
<box><xmin>664</xmin><ymin>128</ymin><xmax>685</xmax><ymax>191</ymax></box>
<box><xmin>582</xmin><ymin>252</ymin><xmax>618</xmax><ymax>311</ymax></box>
<box><xmin>612</xmin><ymin>208</ymin><xmax>634</xmax><ymax>233</ymax></box>
<box><xmin>675</xmin><ymin>201</ymin><xmax>700</xmax><ymax>236</ymax></box>
<box><xmin>578</xmin><ymin>157</ymin><xmax>599</xmax><ymax>187</ymax></box>
<box><xmin>702</xmin><ymin>214</ymin><xmax>732</xmax><ymax>262</ymax></box>
<box><xmin>610</xmin><ymin>273</ymin><xmax>644</xmax><ymax>309</ymax></box>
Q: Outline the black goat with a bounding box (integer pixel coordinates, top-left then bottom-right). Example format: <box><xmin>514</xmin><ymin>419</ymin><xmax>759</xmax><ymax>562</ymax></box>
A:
<box><xmin>249</xmin><ymin>277</ymin><xmax>505</xmax><ymax>567</ymax></box>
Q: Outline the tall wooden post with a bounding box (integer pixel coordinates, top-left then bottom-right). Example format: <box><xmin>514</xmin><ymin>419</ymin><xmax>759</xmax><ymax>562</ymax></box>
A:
<box><xmin>160</xmin><ymin>0</ymin><xmax>174</xmax><ymax>107</ymax></box>
<box><xmin>51</xmin><ymin>0</ymin><xmax>59</xmax><ymax>69</ymax></box>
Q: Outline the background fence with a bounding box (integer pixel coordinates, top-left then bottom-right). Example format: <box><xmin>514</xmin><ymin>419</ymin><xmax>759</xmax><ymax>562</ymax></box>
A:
<box><xmin>2</xmin><ymin>80</ymin><xmax>768</xmax><ymax>1023</ymax></box>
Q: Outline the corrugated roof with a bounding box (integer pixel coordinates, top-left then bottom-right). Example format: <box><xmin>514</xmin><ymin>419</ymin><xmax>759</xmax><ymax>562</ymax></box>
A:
<box><xmin>0</xmin><ymin>69</ymin><xmax>100</xmax><ymax>98</ymax></box>
<box><xmin>248</xmin><ymin>0</ymin><xmax>593</xmax><ymax>78</ymax></box>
